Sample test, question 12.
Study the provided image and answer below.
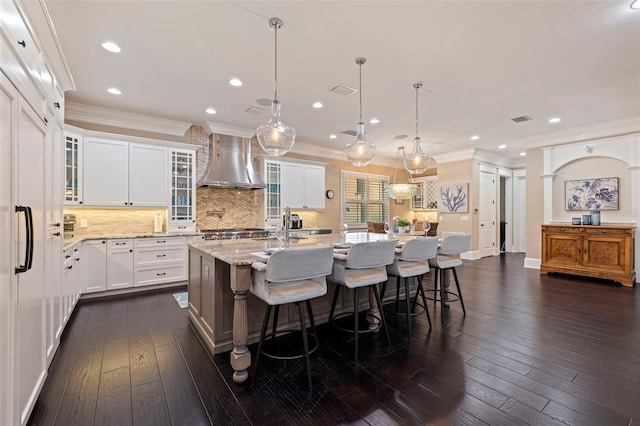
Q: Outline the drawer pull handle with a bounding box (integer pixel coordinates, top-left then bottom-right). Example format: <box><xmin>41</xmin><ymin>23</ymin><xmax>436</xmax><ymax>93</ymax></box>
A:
<box><xmin>157</xmin><ymin>272</ymin><xmax>166</xmax><ymax>276</ymax></box>
<box><xmin>157</xmin><ymin>254</ymin><xmax>166</xmax><ymax>257</ymax></box>
<box><xmin>53</xmin><ymin>232</ymin><xmax>61</xmax><ymax>237</ymax></box>
<box><xmin>157</xmin><ymin>240</ymin><xmax>166</xmax><ymax>243</ymax></box>
<box><xmin>560</xmin><ymin>228</ymin><xmax>565</xmax><ymax>231</ymax></box>
<box><xmin>602</xmin><ymin>230</ymin><xmax>607</xmax><ymax>233</ymax></box>
<box><xmin>54</xmin><ymin>102</ymin><xmax>61</xmax><ymax>109</ymax></box>
<box><xmin>65</xmin><ymin>255</ymin><xmax>71</xmax><ymax>259</ymax></box>
<box><xmin>66</xmin><ymin>265</ymin><xmax>73</xmax><ymax>270</ymax></box>
<box><xmin>115</xmin><ymin>242</ymin><xmax>126</xmax><ymax>245</ymax></box>
<box><xmin>17</xmin><ymin>40</ymin><xmax>26</xmax><ymax>48</ymax></box>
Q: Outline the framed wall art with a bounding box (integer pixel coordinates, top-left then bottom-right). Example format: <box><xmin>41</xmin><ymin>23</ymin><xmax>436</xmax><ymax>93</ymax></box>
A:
<box><xmin>565</xmin><ymin>177</ymin><xmax>619</xmax><ymax>211</ymax></box>
<box><xmin>440</xmin><ymin>183</ymin><xmax>468</xmax><ymax>213</ymax></box>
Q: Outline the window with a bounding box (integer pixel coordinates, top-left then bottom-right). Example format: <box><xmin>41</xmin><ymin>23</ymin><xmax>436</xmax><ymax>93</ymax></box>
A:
<box><xmin>341</xmin><ymin>171</ymin><xmax>389</xmax><ymax>228</ymax></box>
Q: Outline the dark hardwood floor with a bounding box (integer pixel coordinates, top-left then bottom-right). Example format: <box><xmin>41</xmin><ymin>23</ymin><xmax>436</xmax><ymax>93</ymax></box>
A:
<box><xmin>29</xmin><ymin>253</ymin><xmax>640</xmax><ymax>425</ymax></box>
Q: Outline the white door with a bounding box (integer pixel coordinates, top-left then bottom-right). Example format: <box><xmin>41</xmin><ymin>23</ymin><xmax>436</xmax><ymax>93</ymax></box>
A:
<box><xmin>303</xmin><ymin>165</ymin><xmax>325</xmax><ymax>209</ymax></box>
<box><xmin>281</xmin><ymin>163</ymin><xmax>304</xmax><ymax>209</ymax></box>
<box><xmin>83</xmin><ymin>138</ymin><xmax>129</xmax><ymax>206</ymax></box>
<box><xmin>107</xmin><ymin>248</ymin><xmax>134</xmax><ymax>290</ymax></box>
<box><xmin>16</xmin><ymin>94</ymin><xmax>48</xmax><ymax>426</ymax></box>
<box><xmin>129</xmin><ymin>143</ymin><xmax>167</xmax><ymax>206</ymax></box>
<box><xmin>82</xmin><ymin>240</ymin><xmax>107</xmax><ymax>293</ymax></box>
<box><xmin>514</xmin><ymin>175</ymin><xmax>527</xmax><ymax>253</ymax></box>
<box><xmin>479</xmin><ymin>170</ymin><xmax>496</xmax><ymax>257</ymax></box>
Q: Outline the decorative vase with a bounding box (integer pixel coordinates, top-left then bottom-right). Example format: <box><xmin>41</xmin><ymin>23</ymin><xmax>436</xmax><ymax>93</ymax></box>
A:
<box><xmin>590</xmin><ymin>210</ymin><xmax>601</xmax><ymax>226</ymax></box>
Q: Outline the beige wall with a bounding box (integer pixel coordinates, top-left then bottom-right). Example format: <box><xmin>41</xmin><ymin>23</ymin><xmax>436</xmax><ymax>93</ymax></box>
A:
<box><xmin>525</xmin><ymin>148</ymin><xmax>544</xmax><ymax>259</ymax></box>
<box><xmin>434</xmin><ymin>159</ymin><xmax>474</xmax><ymax>242</ymax></box>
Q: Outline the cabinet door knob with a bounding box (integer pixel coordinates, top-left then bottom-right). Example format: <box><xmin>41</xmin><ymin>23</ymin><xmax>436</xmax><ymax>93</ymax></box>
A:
<box><xmin>53</xmin><ymin>232</ymin><xmax>61</xmax><ymax>237</ymax></box>
<box><xmin>17</xmin><ymin>40</ymin><xmax>26</xmax><ymax>48</ymax></box>
<box><xmin>560</xmin><ymin>228</ymin><xmax>565</xmax><ymax>231</ymax></box>
<box><xmin>602</xmin><ymin>229</ymin><xmax>607</xmax><ymax>233</ymax></box>
<box><xmin>129</xmin><ymin>249</ymin><xmax>133</xmax><ymax>252</ymax></box>
<box><xmin>54</xmin><ymin>102</ymin><xmax>61</xmax><ymax>109</ymax></box>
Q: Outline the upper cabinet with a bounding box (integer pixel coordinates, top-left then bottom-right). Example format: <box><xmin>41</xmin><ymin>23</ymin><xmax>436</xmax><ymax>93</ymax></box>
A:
<box><xmin>410</xmin><ymin>176</ymin><xmax>438</xmax><ymax>211</ymax></box>
<box><xmin>81</xmin><ymin>137</ymin><xmax>167</xmax><ymax>207</ymax></box>
<box><xmin>168</xmin><ymin>149</ymin><xmax>196</xmax><ymax>232</ymax></box>
<box><xmin>64</xmin><ymin>132</ymin><xmax>82</xmax><ymax>204</ymax></box>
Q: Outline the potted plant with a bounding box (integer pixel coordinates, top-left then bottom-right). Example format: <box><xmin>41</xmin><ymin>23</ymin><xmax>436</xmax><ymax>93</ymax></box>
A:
<box><xmin>396</xmin><ymin>218</ymin><xmax>411</xmax><ymax>233</ymax></box>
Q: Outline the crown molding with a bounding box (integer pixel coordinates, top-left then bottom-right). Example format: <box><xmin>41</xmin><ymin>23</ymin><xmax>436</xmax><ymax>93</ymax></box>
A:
<box><xmin>433</xmin><ymin>148</ymin><xmax>475</xmax><ymax>164</ymax></box>
<box><xmin>66</xmin><ymin>102</ymin><xmax>192</xmax><ymax>137</ymax></box>
<box><xmin>207</xmin><ymin>121</ymin><xmax>255</xmax><ymax>138</ymax></box>
<box><xmin>518</xmin><ymin>116</ymin><xmax>640</xmax><ymax>149</ymax></box>
<box><xmin>472</xmin><ymin>149</ymin><xmax>526</xmax><ymax>169</ymax></box>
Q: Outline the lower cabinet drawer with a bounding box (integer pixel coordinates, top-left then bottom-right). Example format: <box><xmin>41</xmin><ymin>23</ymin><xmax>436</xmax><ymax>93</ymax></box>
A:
<box><xmin>135</xmin><ymin>246</ymin><xmax>186</xmax><ymax>267</ymax></box>
<box><xmin>134</xmin><ymin>264</ymin><xmax>187</xmax><ymax>287</ymax></box>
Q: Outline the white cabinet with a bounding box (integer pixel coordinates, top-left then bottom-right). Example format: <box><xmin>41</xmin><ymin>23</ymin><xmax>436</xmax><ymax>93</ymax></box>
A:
<box><xmin>281</xmin><ymin>163</ymin><xmax>325</xmax><ymax>210</ymax></box>
<box><xmin>82</xmin><ymin>138</ymin><xmax>167</xmax><ymax>207</ymax></box>
<box><xmin>106</xmin><ymin>239</ymin><xmax>134</xmax><ymax>290</ymax></box>
<box><xmin>82</xmin><ymin>239</ymin><xmax>107</xmax><ymax>293</ymax></box>
<box><xmin>64</xmin><ymin>132</ymin><xmax>82</xmax><ymax>205</ymax></box>
<box><xmin>168</xmin><ymin>149</ymin><xmax>196</xmax><ymax>232</ymax></box>
<box><xmin>411</xmin><ymin>176</ymin><xmax>438</xmax><ymax>211</ymax></box>
<box><xmin>62</xmin><ymin>245</ymin><xmax>81</xmax><ymax>324</ymax></box>
<box><xmin>134</xmin><ymin>237</ymin><xmax>187</xmax><ymax>287</ymax></box>
<box><xmin>129</xmin><ymin>143</ymin><xmax>167</xmax><ymax>206</ymax></box>
<box><xmin>83</xmin><ymin>138</ymin><xmax>129</xmax><ymax>206</ymax></box>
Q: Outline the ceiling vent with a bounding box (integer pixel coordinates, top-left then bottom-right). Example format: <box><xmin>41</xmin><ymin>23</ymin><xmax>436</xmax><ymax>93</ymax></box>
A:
<box><xmin>341</xmin><ymin>129</ymin><xmax>358</xmax><ymax>137</ymax></box>
<box><xmin>245</xmin><ymin>106</ymin><xmax>265</xmax><ymax>115</ymax></box>
<box><xmin>330</xmin><ymin>84</ymin><xmax>358</xmax><ymax>97</ymax></box>
<box><xmin>511</xmin><ymin>115</ymin><xmax>532</xmax><ymax>123</ymax></box>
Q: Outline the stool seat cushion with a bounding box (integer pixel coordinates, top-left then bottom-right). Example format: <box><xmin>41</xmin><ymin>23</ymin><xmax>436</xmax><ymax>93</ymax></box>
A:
<box><xmin>329</xmin><ymin>262</ymin><xmax>388</xmax><ymax>288</ymax></box>
<box><xmin>387</xmin><ymin>259</ymin><xmax>429</xmax><ymax>277</ymax></box>
<box><xmin>429</xmin><ymin>255</ymin><xmax>463</xmax><ymax>269</ymax></box>
<box><xmin>251</xmin><ymin>273</ymin><xmax>327</xmax><ymax>305</ymax></box>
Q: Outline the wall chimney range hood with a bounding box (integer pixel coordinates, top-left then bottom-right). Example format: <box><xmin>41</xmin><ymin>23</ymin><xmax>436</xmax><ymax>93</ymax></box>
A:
<box><xmin>198</xmin><ymin>124</ymin><xmax>266</xmax><ymax>189</ymax></box>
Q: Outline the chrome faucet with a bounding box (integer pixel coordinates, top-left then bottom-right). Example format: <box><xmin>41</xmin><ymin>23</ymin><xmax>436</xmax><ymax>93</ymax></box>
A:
<box><xmin>284</xmin><ymin>206</ymin><xmax>291</xmax><ymax>245</ymax></box>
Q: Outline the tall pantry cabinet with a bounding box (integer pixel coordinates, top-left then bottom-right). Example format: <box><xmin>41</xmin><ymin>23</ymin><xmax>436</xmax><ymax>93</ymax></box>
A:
<box><xmin>0</xmin><ymin>1</ymin><xmax>75</xmax><ymax>425</ymax></box>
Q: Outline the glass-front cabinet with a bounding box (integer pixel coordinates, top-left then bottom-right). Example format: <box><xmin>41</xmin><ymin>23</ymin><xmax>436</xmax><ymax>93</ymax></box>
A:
<box><xmin>168</xmin><ymin>149</ymin><xmax>196</xmax><ymax>232</ymax></box>
<box><xmin>411</xmin><ymin>176</ymin><xmax>438</xmax><ymax>211</ymax></box>
<box><xmin>264</xmin><ymin>160</ymin><xmax>282</xmax><ymax>228</ymax></box>
<box><xmin>64</xmin><ymin>132</ymin><xmax>82</xmax><ymax>205</ymax></box>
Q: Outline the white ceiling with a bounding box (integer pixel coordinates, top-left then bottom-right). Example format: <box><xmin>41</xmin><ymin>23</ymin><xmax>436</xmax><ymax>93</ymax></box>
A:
<box><xmin>46</xmin><ymin>1</ymin><xmax>640</xmax><ymax>165</ymax></box>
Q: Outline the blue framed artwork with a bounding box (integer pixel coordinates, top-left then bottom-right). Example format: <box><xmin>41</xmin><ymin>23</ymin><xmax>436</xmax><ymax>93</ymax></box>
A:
<box><xmin>440</xmin><ymin>183</ymin><xmax>468</xmax><ymax>213</ymax></box>
<box><xmin>565</xmin><ymin>177</ymin><xmax>619</xmax><ymax>211</ymax></box>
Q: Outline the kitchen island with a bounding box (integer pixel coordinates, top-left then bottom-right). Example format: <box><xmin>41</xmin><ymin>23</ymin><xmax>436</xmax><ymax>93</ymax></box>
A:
<box><xmin>187</xmin><ymin>232</ymin><xmax>427</xmax><ymax>383</ymax></box>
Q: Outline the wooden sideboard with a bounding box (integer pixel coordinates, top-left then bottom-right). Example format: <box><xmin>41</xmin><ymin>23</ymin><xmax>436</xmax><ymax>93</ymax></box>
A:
<box><xmin>540</xmin><ymin>224</ymin><xmax>636</xmax><ymax>287</ymax></box>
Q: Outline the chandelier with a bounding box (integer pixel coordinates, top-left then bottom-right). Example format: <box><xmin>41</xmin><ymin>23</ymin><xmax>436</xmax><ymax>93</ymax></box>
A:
<box><xmin>386</xmin><ymin>147</ymin><xmax>419</xmax><ymax>200</ymax></box>
<box><xmin>403</xmin><ymin>83</ymin><xmax>432</xmax><ymax>174</ymax></box>
<box><xmin>344</xmin><ymin>57</ymin><xmax>375</xmax><ymax>166</ymax></box>
<box><xmin>256</xmin><ymin>18</ymin><xmax>295</xmax><ymax>156</ymax></box>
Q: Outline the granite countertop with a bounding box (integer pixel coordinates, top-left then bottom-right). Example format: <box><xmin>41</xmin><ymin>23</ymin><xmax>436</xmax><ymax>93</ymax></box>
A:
<box><xmin>63</xmin><ymin>231</ymin><xmax>204</xmax><ymax>251</ymax></box>
<box><xmin>189</xmin><ymin>232</ymin><xmax>415</xmax><ymax>266</ymax></box>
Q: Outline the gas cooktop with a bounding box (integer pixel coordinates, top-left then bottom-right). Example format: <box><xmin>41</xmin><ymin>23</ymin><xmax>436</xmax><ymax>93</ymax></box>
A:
<box><xmin>200</xmin><ymin>228</ymin><xmax>270</xmax><ymax>240</ymax></box>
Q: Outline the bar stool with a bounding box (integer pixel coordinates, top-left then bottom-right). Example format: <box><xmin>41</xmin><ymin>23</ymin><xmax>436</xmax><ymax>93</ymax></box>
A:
<box><xmin>383</xmin><ymin>236</ymin><xmax>439</xmax><ymax>340</ymax></box>
<box><xmin>328</xmin><ymin>240</ymin><xmax>396</xmax><ymax>361</ymax></box>
<box><xmin>251</xmin><ymin>246</ymin><xmax>334</xmax><ymax>389</ymax></box>
<box><xmin>428</xmin><ymin>233</ymin><xmax>471</xmax><ymax>321</ymax></box>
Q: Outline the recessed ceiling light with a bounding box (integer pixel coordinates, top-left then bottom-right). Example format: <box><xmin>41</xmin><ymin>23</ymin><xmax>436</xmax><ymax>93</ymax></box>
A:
<box><xmin>312</xmin><ymin>102</ymin><xmax>323</xmax><ymax>109</ymax></box>
<box><xmin>369</xmin><ymin>118</ymin><xmax>380</xmax><ymax>124</ymax></box>
<box><xmin>470</xmin><ymin>135</ymin><xmax>480</xmax><ymax>141</ymax></box>
<box><xmin>548</xmin><ymin>117</ymin><xmax>562</xmax><ymax>124</ymax></box>
<box><xmin>329</xmin><ymin>134</ymin><xmax>337</xmax><ymax>139</ymax></box>
<box><xmin>101</xmin><ymin>42</ymin><xmax>121</xmax><ymax>53</ymax></box>
<box><xmin>229</xmin><ymin>78</ymin><xmax>242</xmax><ymax>87</ymax></box>
<box><xmin>206</xmin><ymin>108</ymin><xmax>216</xmax><ymax>115</ymax></box>
<box><xmin>107</xmin><ymin>87</ymin><xmax>121</xmax><ymax>95</ymax></box>
<box><xmin>520</xmin><ymin>152</ymin><xmax>526</xmax><ymax>156</ymax></box>
<box><xmin>498</xmin><ymin>144</ymin><xmax>507</xmax><ymax>149</ymax></box>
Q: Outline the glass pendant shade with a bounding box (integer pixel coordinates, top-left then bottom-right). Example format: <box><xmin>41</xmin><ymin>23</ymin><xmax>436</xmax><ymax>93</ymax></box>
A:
<box><xmin>345</xmin><ymin>122</ymin><xmax>375</xmax><ymax>167</ymax></box>
<box><xmin>404</xmin><ymin>136</ymin><xmax>431</xmax><ymax>174</ymax></box>
<box><xmin>385</xmin><ymin>146</ymin><xmax>418</xmax><ymax>199</ymax></box>
<box><xmin>257</xmin><ymin>17</ymin><xmax>295</xmax><ymax>156</ymax></box>
<box><xmin>345</xmin><ymin>57</ymin><xmax>376</xmax><ymax>166</ymax></box>
<box><xmin>257</xmin><ymin>100</ymin><xmax>295</xmax><ymax>156</ymax></box>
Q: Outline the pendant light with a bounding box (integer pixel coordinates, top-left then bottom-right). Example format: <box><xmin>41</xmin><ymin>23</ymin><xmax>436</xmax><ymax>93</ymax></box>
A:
<box><xmin>345</xmin><ymin>57</ymin><xmax>375</xmax><ymax>167</ymax></box>
<box><xmin>256</xmin><ymin>17</ymin><xmax>295</xmax><ymax>156</ymax></box>
<box><xmin>403</xmin><ymin>83</ymin><xmax>432</xmax><ymax>174</ymax></box>
<box><xmin>386</xmin><ymin>147</ymin><xmax>419</xmax><ymax>200</ymax></box>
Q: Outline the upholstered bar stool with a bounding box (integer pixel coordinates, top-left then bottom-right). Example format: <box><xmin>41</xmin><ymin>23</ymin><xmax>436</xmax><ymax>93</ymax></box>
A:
<box><xmin>428</xmin><ymin>233</ymin><xmax>471</xmax><ymax>321</ymax></box>
<box><xmin>328</xmin><ymin>240</ymin><xmax>396</xmax><ymax>361</ymax></box>
<box><xmin>251</xmin><ymin>246</ymin><xmax>334</xmax><ymax>389</ymax></box>
<box><xmin>383</xmin><ymin>236</ymin><xmax>439</xmax><ymax>340</ymax></box>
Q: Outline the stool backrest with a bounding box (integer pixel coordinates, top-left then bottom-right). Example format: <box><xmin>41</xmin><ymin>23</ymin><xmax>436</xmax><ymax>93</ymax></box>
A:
<box><xmin>266</xmin><ymin>246</ymin><xmax>334</xmax><ymax>282</ymax></box>
<box><xmin>439</xmin><ymin>233</ymin><xmax>471</xmax><ymax>256</ymax></box>
<box><xmin>346</xmin><ymin>240</ymin><xmax>396</xmax><ymax>269</ymax></box>
<box><xmin>398</xmin><ymin>236</ymin><xmax>439</xmax><ymax>261</ymax></box>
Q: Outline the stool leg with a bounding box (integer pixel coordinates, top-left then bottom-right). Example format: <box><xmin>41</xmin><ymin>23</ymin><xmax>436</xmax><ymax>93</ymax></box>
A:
<box><xmin>271</xmin><ymin>305</ymin><xmax>280</xmax><ymax>340</ymax></box>
<box><xmin>372</xmin><ymin>284</ymin><xmax>391</xmax><ymax>347</ymax></box>
<box><xmin>439</xmin><ymin>270</ymin><xmax>446</xmax><ymax>323</ymax></box>
<box><xmin>252</xmin><ymin>305</ymin><xmax>272</xmax><ymax>385</ymax></box>
<box><xmin>297</xmin><ymin>302</ymin><xmax>313</xmax><ymax>390</ymax></box>
<box><xmin>433</xmin><ymin>268</ymin><xmax>439</xmax><ymax>309</ymax></box>
<box><xmin>306</xmin><ymin>300</ymin><xmax>317</xmax><ymax>338</ymax></box>
<box><xmin>417</xmin><ymin>281</ymin><xmax>432</xmax><ymax>329</ymax></box>
<box><xmin>404</xmin><ymin>277</ymin><xmax>412</xmax><ymax>341</ymax></box>
<box><xmin>452</xmin><ymin>268</ymin><xmax>466</xmax><ymax>316</ymax></box>
<box><xmin>412</xmin><ymin>275</ymin><xmax>422</xmax><ymax>309</ymax></box>
<box><xmin>394</xmin><ymin>277</ymin><xmax>400</xmax><ymax>314</ymax></box>
<box><xmin>353</xmin><ymin>288</ymin><xmax>359</xmax><ymax>361</ymax></box>
<box><xmin>329</xmin><ymin>284</ymin><xmax>340</xmax><ymax>324</ymax></box>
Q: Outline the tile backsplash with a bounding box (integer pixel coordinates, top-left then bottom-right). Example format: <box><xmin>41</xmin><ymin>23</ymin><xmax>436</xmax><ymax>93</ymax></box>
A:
<box><xmin>196</xmin><ymin>187</ymin><xmax>260</xmax><ymax>230</ymax></box>
<box><xmin>64</xmin><ymin>208</ymin><xmax>167</xmax><ymax>237</ymax></box>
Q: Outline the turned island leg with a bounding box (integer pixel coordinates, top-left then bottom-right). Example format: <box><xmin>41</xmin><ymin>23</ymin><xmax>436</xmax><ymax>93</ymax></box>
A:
<box><xmin>229</xmin><ymin>265</ymin><xmax>252</xmax><ymax>384</ymax></box>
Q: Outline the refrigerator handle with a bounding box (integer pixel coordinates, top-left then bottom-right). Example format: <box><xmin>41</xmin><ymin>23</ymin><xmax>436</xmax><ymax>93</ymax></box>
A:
<box><xmin>26</xmin><ymin>206</ymin><xmax>34</xmax><ymax>271</ymax></box>
<box><xmin>15</xmin><ymin>206</ymin><xmax>30</xmax><ymax>274</ymax></box>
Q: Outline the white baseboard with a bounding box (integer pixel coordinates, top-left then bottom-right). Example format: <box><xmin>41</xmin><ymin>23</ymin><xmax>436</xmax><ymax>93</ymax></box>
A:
<box><xmin>524</xmin><ymin>258</ymin><xmax>541</xmax><ymax>269</ymax></box>
<box><xmin>461</xmin><ymin>250</ymin><xmax>482</xmax><ymax>260</ymax></box>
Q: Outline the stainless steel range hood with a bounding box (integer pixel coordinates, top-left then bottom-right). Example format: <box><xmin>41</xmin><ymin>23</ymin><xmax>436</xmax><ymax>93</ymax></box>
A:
<box><xmin>198</xmin><ymin>133</ymin><xmax>265</xmax><ymax>189</ymax></box>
